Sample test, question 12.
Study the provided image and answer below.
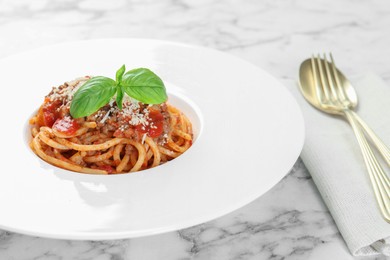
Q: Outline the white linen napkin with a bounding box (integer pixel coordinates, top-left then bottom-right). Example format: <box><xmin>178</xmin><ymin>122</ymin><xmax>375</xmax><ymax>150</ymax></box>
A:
<box><xmin>286</xmin><ymin>73</ymin><xmax>390</xmax><ymax>256</ymax></box>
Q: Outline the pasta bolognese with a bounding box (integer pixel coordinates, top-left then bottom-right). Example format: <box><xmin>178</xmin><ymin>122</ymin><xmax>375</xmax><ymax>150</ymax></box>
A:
<box><xmin>29</xmin><ymin>72</ymin><xmax>193</xmax><ymax>174</ymax></box>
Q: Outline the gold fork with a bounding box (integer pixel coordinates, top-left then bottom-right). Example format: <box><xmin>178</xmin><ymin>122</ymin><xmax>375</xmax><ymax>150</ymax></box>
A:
<box><xmin>299</xmin><ymin>53</ymin><xmax>390</xmax><ymax>222</ymax></box>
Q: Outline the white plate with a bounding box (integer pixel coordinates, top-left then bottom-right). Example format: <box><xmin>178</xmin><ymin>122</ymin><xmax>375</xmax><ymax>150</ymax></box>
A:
<box><xmin>0</xmin><ymin>39</ymin><xmax>304</xmax><ymax>240</ymax></box>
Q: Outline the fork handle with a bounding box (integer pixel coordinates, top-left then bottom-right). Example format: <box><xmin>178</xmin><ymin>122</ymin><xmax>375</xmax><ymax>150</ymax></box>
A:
<box><xmin>350</xmin><ymin>111</ymin><xmax>390</xmax><ymax>166</ymax></box>
<box><xmin>343</xmin><ymin>110</ymin><xmax>390</xmax><ymax>222</ymax></box>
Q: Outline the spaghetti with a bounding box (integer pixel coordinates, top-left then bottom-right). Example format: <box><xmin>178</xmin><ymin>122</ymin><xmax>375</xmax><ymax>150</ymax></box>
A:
<box><xmin>29</xmin><ymin>76</ymin><xmax>193</xmax><ymax>174</ymax></box>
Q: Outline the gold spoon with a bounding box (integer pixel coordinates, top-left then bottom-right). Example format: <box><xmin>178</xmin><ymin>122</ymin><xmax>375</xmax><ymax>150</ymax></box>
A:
<box><xmin>299</xmin><ymin>53</ymin><xmax>390</xmax><ymax>222</ymax></box>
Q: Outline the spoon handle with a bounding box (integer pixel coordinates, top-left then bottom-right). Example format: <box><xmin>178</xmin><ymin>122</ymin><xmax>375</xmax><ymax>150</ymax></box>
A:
<box><xmin>344</xmin><ymin>110</ymin><xmax>390</xmax><ymax>222</ymax></box>
<box><xmin>350</xmin><ymin>111</ymin><xmax>390</xmax><ymax>166</ymax></box>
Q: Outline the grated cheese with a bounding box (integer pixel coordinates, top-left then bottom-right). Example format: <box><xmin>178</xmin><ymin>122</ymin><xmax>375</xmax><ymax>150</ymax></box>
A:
<box><xmin>141</xmin><ymin>133</ymin><xmax>147</xmax><ymax>144</ymax></box>
<box><xmin>120</xmin><ymin>100</ymin><xmax>150</xmax><ymax>127</ymax></box>
<box><xmin>48</xmin><ymin>77</ymin><xmax>89</xmax><ymax>102</ymax></box>
<box><xmin>100</xmin><ymin>109</ymin><xmax>112</xmax><ymax>124</ymax></box>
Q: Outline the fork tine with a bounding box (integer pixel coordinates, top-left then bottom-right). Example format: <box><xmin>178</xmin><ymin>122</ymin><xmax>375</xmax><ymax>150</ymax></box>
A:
<box><xmin>323</xmin><ymin>53</ymin><xmax>339</xmax><ymax>103</ymax></box>
<box><xmin>310</xmin><ymin>55</ymin><xmax>323</xmax><ymax>103</ymax></box>
<box><xmin>315</xmin><ymin>54</ymin><xmax>331</xmax><ymax>102</ymax></box>
<box><xmin>329</xmin><ymin>53</ymin><xmax>348</xmax><ymax>102</ymax></box>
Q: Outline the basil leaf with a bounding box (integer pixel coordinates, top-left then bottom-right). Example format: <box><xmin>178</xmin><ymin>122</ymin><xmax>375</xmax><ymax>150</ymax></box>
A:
<box><xmin>116</xmin><ymin>64</ymin><xmax>125</xmax><ymax>83</ymax></box>
<box><xmin>116</xmin><ymin>86</ymin><xmax>124</xmax><ymax>110</ymax></box>
<box><xmin>121</xmin><ymin>68</ymin><xmax>167</xmax><ymax>104</ymax></box>
<box><xmin>70</xmin><ymin>76</ymin><xmax>116</xmax><ymax>118</ymax></box>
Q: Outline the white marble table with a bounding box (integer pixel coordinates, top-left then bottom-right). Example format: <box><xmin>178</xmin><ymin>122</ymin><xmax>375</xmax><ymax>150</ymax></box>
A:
<box><xmin>1</xmin><ymin>0</ymin><xmax>389</xmax><ymax>259</ymax></box>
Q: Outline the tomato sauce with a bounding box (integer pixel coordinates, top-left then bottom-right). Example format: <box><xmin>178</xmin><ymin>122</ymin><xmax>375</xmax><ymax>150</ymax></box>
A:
<box><xmin>39</xmin><ymin>98</ymin><xmax>62</xmax><ymax>127</ymax></box>
<box><xmin>135</xmin><ymin>110</ymin><xmax>164</xmax><ymax>138</ymax></box>
<box><xmin>52</xmin><ymin>116</ymin><xmax>80</xmax><ymax>135</ymax></box>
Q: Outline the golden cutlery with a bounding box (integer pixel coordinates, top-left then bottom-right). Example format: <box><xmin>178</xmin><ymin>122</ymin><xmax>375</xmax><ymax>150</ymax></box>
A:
<box><xmin>300</xmin><ymin>55</ymin><xmax>390</xmax><ymax>166</ymax></box>
<box><xmin>299</xmin><ymin>53</ymin><xmax>390</xmax><ymax>222</ymax></box>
